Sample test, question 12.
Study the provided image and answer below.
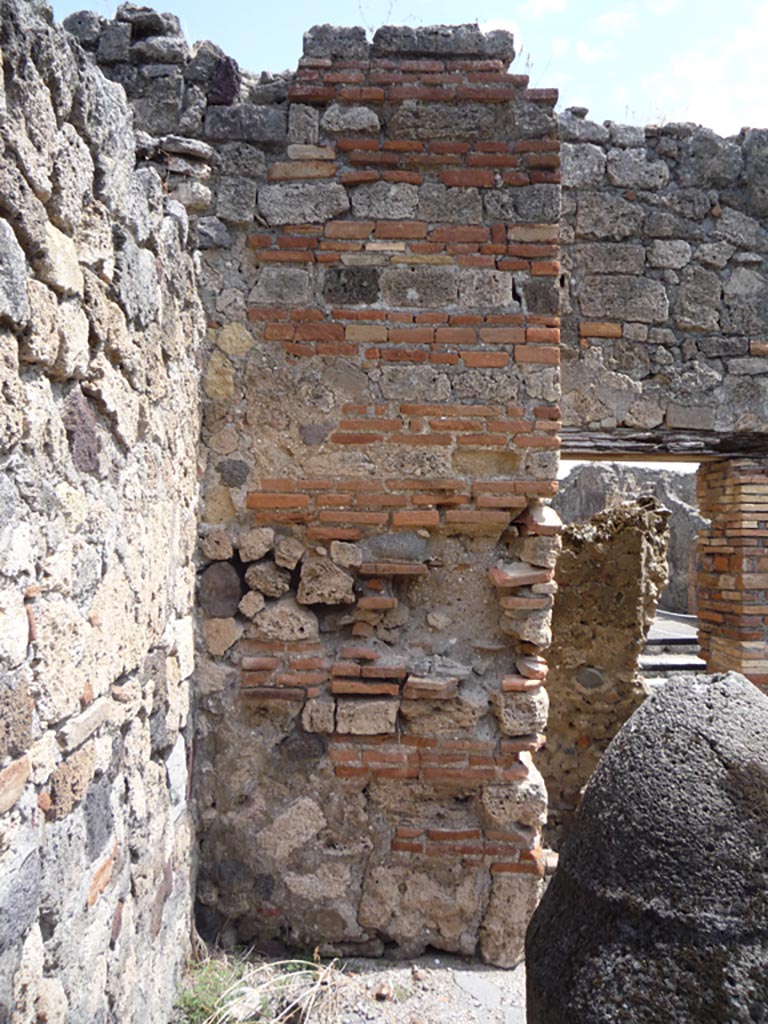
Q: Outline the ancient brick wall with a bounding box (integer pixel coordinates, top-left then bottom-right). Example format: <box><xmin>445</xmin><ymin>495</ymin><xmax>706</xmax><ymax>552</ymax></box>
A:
<box><xmin>76</xmin><ymin>13</ymin><xmax>564</xmax><ymax>965</ymax></box>
<box><xmin>0</xmin><ymin>2</ymin><xmax>203</xmax><ymax>1020</ymax></box>
<box><xmin>16</xmin><ymin>1</ymin><xmax>764</xmax><ymax>995</ymax></box>
<box><xmin>697</xmin><ymin>459</ymin><xmax>768</xmax><ymax>689</ymax></box>
<box><xmin>559</xmin><ymin>110</ymin><xmax>768</xmax><ymax>457</ymax></box>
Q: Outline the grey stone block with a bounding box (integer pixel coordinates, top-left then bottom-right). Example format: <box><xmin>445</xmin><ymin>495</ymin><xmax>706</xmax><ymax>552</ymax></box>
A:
<box><xmin>204</xmin><ymin>105</ymin><xmax>286</xmax><ymax>145</ymax></box>
<box><xmin>350</xmin><ymin>182</ymin><xmax>418</xmax><ymax>220</ymax></box>
<box><xmin>303</xmin><ymin>24</ymin><xmax>368</xmax><ymax>59</ymax></box>
<box><xmin>323</xmin><ymin>267</ymin><xmax>379</xmax><ymax>305</ymax></box>
<box><xmin>216</xmin><ymin>176</ymin><xmax>257</xmax><ymax>224</ymax></box>
<box><xmin>580</xmin><ymin>276</ymin><xmax>668</xmax><ymax>323</ymax></box>
<box><xmin>418</xmin><ymin>183</ymin><xmax>482</xmax><ymax>223</ymax></box>
<box><xmin>575</xmin><ymin>191</ymin><xmax>644</xmax><ymax>240</ymax></box>
<box><xmin>258</xmin><ymin>182</ymin><xmax>349</xmax><ymax>225</ymax></box>
<box><xmin>571</xmin><ymin>242</ymin><xmax>646</xmax><ymax>275</ymax></box>
<box><xmin>459</xmin><ymin>268</ymin><xmax>515</xmax><ymax>309</ymax></box>
<box><xmin>485</xmin><ymin>184</ymin><xmax>560</xmax><ymax>224</ymax></box>
<box><xmin>130</xmin><ymin>36</ymin><xmax>188</xmax><ymax>64</ymax></box>
<box><xmin>389</xmin><ymin>100</ymin><xmax>498</xmax><ymax>140</ymax></box>
<box><xmin>677</xmin><ymin>126</ymin><xmax>744</xmax><ymax>188</ymax></box>
<box><xmin>251</xmin><ymin>266</ymin><xmax>312</xmax><ymax>306</ymax></box>
<box><xmin>289</xmin><ymin>104</ymin><xmax>320</xmax><ymax>145</ymax></box>
<box><xmin>97</xmin><ymin>22</ymin><xmax>130</xmax><ymax>64</ymax></box>
<box><xmin>372</xmin><ymin>24</ymin><xmax>515</xmax><ymax>62</ymax></box>
<box><xmin>674</xmin><ymin>265</ymin><xmax>721</xmax><ymax>331</ymax></box>
<box><xmin>561</xmin><ymin>142</ymin><xmax>606</xmax><ymax>187</ymax></box>
<box><xmin>647</xmin><ymin>239</ymin><xmax>691</xmax><ymax>269</ymax></box>
<box><xmin>0</xmin><ymin>220</ymin><xmax>29</xmax><ymax>327</ymax></box>
<box><xmin>607</xmin><ymin>148</ymin><xmax>670</xmax><ymax>189</ymax></box>
<box><xmin>321</xmin><ymin>104</ymin><xmax>380</xmax><ymax>135</ymax></box>
<box><xmin>380</xmin><ymin>265</ymin><xmax>458</xmax><ymax>307</ymax></box>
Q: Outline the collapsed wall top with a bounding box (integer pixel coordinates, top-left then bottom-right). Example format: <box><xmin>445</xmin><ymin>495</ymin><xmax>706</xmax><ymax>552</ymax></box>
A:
<box><xmin>303</xmin><ymin>23</ymin><xmax>516</xmax><ymax>65</ymax></box>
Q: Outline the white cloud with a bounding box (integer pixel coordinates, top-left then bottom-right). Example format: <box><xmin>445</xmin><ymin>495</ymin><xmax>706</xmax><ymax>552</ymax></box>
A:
<box><xmin>638</xmin><ymin>3</ymin><xmax>768</xmax><ymax>133</ymax></box>
<box><xmin>519</xmin><ymin>0</ymin><xmax>568</xmax><ymax>16</ymax></box>
<box><xmin>595</xmin><ymin>9</ymin><xmax>638</xmax><ymax>35</ymax></box>
<box><xmin>575</xmin><ymin>40</ymin><xmax>608</xmax><ymax>63</ymax></box>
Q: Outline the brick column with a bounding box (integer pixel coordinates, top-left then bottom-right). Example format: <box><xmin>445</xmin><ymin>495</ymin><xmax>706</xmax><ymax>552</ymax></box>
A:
<box><xmin>697</xmin><ymin>458</ymin><xmax>768</xmax><ymax>691</ymax></box>
<box><xmin>195</xmin><ymin>23</ymin><xmax>562</xmax><ymax>966</ymax></box>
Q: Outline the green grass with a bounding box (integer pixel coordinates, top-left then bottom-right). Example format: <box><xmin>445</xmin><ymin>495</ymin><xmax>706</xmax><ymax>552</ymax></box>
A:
<box><xmin>175</xmin><ymin>957</ymin><xmax>248</xmax><ymax>1024</ymax></box>
<box><xmin>174</xmin><ymin>952</ymin><xmax>341</xmax><ymax>1024</ymax></box>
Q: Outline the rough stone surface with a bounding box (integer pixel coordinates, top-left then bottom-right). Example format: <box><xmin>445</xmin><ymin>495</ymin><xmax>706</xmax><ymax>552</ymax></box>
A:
<box><xmin>527</xmin><ymin>673</ymin><xmax>768</xmax><ymax>1023</ymax></box>
<box><xmin>561</xmin><ymin>116</ymin><xmax>768</xmax><ymax>453</ymax></box>
<box><xmin>0</xmin><ymin>4</ymin><xmax>202</xmax><ymax>1020</ymax></box>
<box><xmin>555</xmin><ymin>462</ymin><xmax>702</xmax><ymax>613</ymax></box>
<box><xmin>540</xmin><ymin>497</ymin><xmax>669</xmax><ymax>847</ymax></box>
<box><xmin>50</xmin><ymin>0</ymin><xmax>768</xmax><ymax>985</ymax></box>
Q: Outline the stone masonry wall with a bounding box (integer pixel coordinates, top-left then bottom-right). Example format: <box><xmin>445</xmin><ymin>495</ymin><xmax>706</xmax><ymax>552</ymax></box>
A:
<box><xmin>76</xmin><ymin>11</ymin><xmax>564</xmax><ymax>965</ymax></box>
<box><xmin>559</xmin><ymin>110</ymin><xmax>768</xmax><ymax>457</ymax></box>
<box><xmin>0</xmin><ymin>3</ymin><xmax>203</xmax><ymax>1021</ymax></box>
<box><xmin>540</xmin><ymin>498</ymin><xmax>669</xmax><ymax>848</ymax></box>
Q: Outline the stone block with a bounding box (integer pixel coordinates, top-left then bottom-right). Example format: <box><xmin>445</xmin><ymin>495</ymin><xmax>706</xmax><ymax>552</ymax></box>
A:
<box><xmin>56</xmin><ymin>700</ymin><xmax>111</xmax><ymax>754</ymax></box>
<box><xmin>201</xmin><ymin>617</ymin><xmax>242</xmax><ymax>657</ymax></box>
<box><xmin>561</xmin><ymin>142</ymin><xmax>605</xmax><ymax>187</ymax></box>
<box><xmin>244</xmin><ymin>561</ymin><xmax>291</xmax><ymax>598</ymax></box>
<box><xmin>389</xmin><ymin>100</ymin><xmax>498</xmax><ymax>140</ymax></box>
<box><xmin>480</xmin><ymin>873</ymin><xmax>542</xmax><ymax>968</ymax></box>
<box><xmin>0</xmin><ymin>754</ymin><xmax>29</xmax><ymax>814</ymax></box>
<box><xmin>303</xmin><ymin>24</ymin><xmax>368</xmax><ymax>59</ymax></box>
<box><xmin>323</xmin><ymin>267</ymin><xmax>379</xmax><ymax>305</ymax></box>
<box><xmin>274</xmin><ymin>537</ymin><xmax>305</xmax><ymax>570</ymax></box>
<box><xmin>97</xmin><ymin>22</ymin><xmax>130</xmax><ymax>63</ymax></box>
<box><xmin>238</xmin><ymin>527</ymin><xmax>274</xmax><ymax>562</ymax></box>
<box><xmin>251</xmin><ymin>266</ymin><xmax>312</xmax><ymax>306</ymax></box>
<box><xmin>130</xmin><ymin>36</ymin><xmax>188</xmax><ymax>64</ymax></box>
<box><xmin>606</xmin><ymin>148</ymin><xmax>670</xmax><ymax>189</ymax></box>
<box><xmin>580</xmin><ymin>276</ymin><xmax>668</xmax><ymax>323</ymax></box>
<box><xmin>251</xmin><ymin>597</ymin><xmax>319</xmax><ymax>642</ymax></box>
<box><xmin>297</xmin><ymin>557</ymin><xmax>355</xmax><ymax>605</ymax></box>
<box><xmin>673</xmin><ymin>265</ymin><xmax>721</xmax><ymax>331</ymax></box>
<box><xmin>198</xmin><ymin>562</ymin><xmax>242</xmax><ymax>618</ymax></box>
<box><xmin>459</xmin><ymin>268</ymin><xmax>515</xmax><ymax>309</ymax></box>
<box><xmin>321</xmin><ymin>104</ymin><xmax>380</xmax><ymax>135</ymax></box>
<box><xmin>575</xmin><ymin>191</ymin><xmax>644</xmax><ymax>241</ymax></box>
<box><xmin>216</xmin><ymin>176</ymin><xmax>257</xmax><ymax>224</ymax></box>
<box><xmin>677</xmin><ymin>127</ymin><xmax>744</xmax><ymax>189</ymax></box>
<box><xmin>647</xmin><ymin>239</ymin><xmax>691</xmax><ymax>269</ymax></box>
<box><xmin>491</xmin><ymin>688</ymin><xmax>549</xmax><ymax>736</ymax></box>
<box><xmin>485</xmin><ymin>184</ymin><xmax>560</xmax><ymax>224</ymax></box>
<box><xmin>289</xmin><ymin>104</ymin><xmax>320</xmax><ymax>145</ymax></box>
<box><xmin>258</xmin><ymin>182</ymin><xmax>349</xmax><ymax>225</ymax></box>
<box><xmin>35</xmin><ymin>223</ymin><xmax>83</xmax><ymax>298</ymax></box>
<box><xmin>336</xmin><ymin>697</ymin><xmax>399</xmax><ymax>735</ymax></box>
<box><xmin>350</xmin><ymin>182</ymin><xmax>418</xmax><ymax>220</ymax></box>
<box><xmin>204</xmin><ymin>105</ymin><xmax>286</xmax><ymax>144</ymax></box>
<box><xmin>744</xmin><ymin>127</ymin><xmax>768</xmax><ymax>217</ymax></box>
<box><xmin>418</xmin><ymin>183</ymin><xmax>482</xmax><ymax>223</ymax></box>
<box><xmin>380</xmin><ymin>264</ymin><xmax>457</xmax><ymax>307</ymax></box>
<box><xmin>571</xmin><ymin>242</ymin><xmax>645</xmax><ymax>275</ymax></box>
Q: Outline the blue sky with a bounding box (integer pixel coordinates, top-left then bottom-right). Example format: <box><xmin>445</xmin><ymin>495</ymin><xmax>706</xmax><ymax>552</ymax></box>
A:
<box><xmin>50</xmin><ymin>0</ymin><xmax>768</xmax><ymax>137</ymax></box>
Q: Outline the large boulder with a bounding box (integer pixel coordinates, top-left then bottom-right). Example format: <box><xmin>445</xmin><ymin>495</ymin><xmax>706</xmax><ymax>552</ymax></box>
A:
<box><xmin>526</xmin><ymin>673</ymin><xmax>768</xmax><ymax>1023</ymax></box>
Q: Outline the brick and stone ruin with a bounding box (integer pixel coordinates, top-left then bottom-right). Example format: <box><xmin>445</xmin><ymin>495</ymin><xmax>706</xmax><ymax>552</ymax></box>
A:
<box><xmin>0</xmin><ymin>1</ymin><xmax>766</xmax><ymax>1020</ymax></box>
